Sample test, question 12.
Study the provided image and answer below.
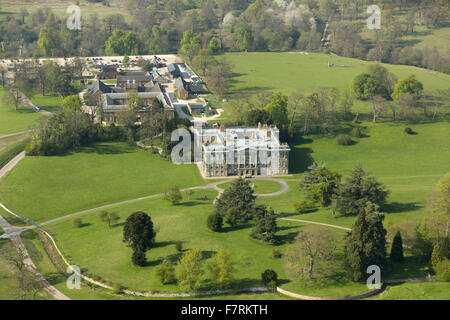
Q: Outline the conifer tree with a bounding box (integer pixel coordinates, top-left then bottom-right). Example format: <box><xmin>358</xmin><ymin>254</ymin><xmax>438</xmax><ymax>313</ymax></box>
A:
<box><xmin>345</xmin><ymin>202</ymin><xmax>387</xmax><ymax>281</ymax></box>
<box><xmin>390</xmin><ymin>231</ymin><xmax>404</xmax><ymax>262</ymax></box>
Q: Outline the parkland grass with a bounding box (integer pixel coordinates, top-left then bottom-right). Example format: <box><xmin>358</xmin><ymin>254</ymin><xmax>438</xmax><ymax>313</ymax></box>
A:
<box><xmin>0</xmin><ymin>88</ymin><xmax>42</xmax><ymax>135</ymax></box>
<box><xmin>0</xmin><ymin>142</ymin><xmax>206</xmax><ymax>223</ymax></box>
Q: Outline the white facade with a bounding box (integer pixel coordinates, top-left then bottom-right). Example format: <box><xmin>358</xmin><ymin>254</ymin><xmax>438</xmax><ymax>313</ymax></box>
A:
<box><xmin>194</xmin><ymin>123</ymin><xmax>290</xmax><ymax>177</ymax></box>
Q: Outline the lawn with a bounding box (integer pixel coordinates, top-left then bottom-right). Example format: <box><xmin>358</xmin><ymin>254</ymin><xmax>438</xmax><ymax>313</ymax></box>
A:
<box><xmin>217</xmin><ymin>179</ymin><xmax>282</xmax><ymax>194</ymax></box>
<box><xmin>0</xmin><ymin>142</ymin><xmax>206</xmax><ymax>223</ymax></box>
<box><xmin>255</xmin><ymin>122</ymin><xmax>450</xmax><ymax>231</ymax></box>
<box><xmin>0</xmin><ymin>238</ymin><xmax>52</xmax><ymax>300</ymax></box>
<box><xmin>0</xmin><ymin>88</ymin><xmax>42</xmax><ymax>135</ymax></box>
<box><xmin>373</xmin><ymin>282</ymin><xmax>450</xmax><ymax>300</ymax></box>
<box><xmin>0</xmin><ymin>0</ymin><xmax>128</xmax><ymax>21</ymax></box>
<box><xmin>43</xmin><ymin>188</ymin><xmax>371</xmax><ymax>298</ymax></box>
<box><xmin>223</xmin><ymin>52</ymin><xmax>450</xmax><ymax>96</ymax></box>
<box><xmin>30</xmin><ymin>93</ymin><xmax>63</xmax><ymax>113</ymax></box>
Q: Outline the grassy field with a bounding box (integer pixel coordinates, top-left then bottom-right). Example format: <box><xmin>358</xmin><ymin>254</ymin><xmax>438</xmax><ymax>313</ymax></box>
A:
<box><xmin>256</xmin><ymin>122</ymin><xmax>450</xmax><ymax>229</ymax></box>
<box><xmin>30</xmin><ymin>93</ymin><xmax>63</xmax><ymax>113</ymax></box>
<box><xmin>0</xmin><ymin>0</ymin><xmax>128</xmax><ymax>21</ymax></box>
<box><xmin>0</xmin><ymin>142</ymin><xmax>206</xmax><ymax>223</ymax></box>
<box><xmin>223</xmin><ymin>52</ymin><xmax>450</xmax><ymax>96</ymax></box>
<box><xmin>0</xmin><ymin>88</ymin><xmax>42</xmax><ymax>135</ymax></box>
<box><xmin>43</xmin><ymin>188</ymin><xmax>371</xmax><ymax>298</ymax></box>
<box><xmin>374</xmin><ymin>282</ymin><xmax>450</xmax><ymax>300</ymax></box>
<box><xmin>0</xmin><ymin>238</ymin><xmax>52</xmax><ymax>300</ymax></box>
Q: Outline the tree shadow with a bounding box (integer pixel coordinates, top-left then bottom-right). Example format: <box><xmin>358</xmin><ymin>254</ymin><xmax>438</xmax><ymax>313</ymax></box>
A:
<box><xmin>276</xmin><ymin>231</ymin><xmax>300</xmax><ymax>245</ymax></box>
<box><xmin>181</xmin><ymin>201</ymin><xmax>209</xmax><ymax>207</ymax></box>
<box><xmin>383</xmin><ymin>202</ymin><xmax>422</xmax><ymax>214</ymax></box>
<box><xmin>153</xmin><ymin>240</ymin><xmax>176</xmax><ymax>249</ymax></box>
<box><xmin>79</xmin><ymin>223</ymin><xmax>92</xmax><ymax>228</ymax></box>
<box><xmin>222</xmin><ymin>223</ymin><xmax>252</xmax><ymax>233</ymax></box>
<box><xmin>45</xmin><ymin>272</ymin><xmax>67</xmax><ymax>285</ymax></box>
<box><xmin>289</xmin><ymin>147</ymin><xmax>314</xmax><ymax>174</ymax></box>
<box><xmin>78</xmin><ymin>143</ymin><xmax>134</xmax><ymax>155</ymax></box>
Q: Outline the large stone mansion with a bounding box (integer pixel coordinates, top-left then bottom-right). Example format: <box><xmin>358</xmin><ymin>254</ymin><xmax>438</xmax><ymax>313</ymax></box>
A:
<box><xmin>194</xmin><ymin>123</ymin><xmax>290</xmax><ymax>177</ymax></box>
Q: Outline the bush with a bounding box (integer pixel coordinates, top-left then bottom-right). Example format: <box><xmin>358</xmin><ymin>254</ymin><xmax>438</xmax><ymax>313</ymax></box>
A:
<box><xmin>72</xmin><ymin>218</ymin><xmax>82</xmax><ymax>228</ymax></box>
<box><xmin>153</xmin><ymin>259</ymin><xmax>175</xmax><ymax>285</ymax></box>
<box><xmin>337</xmin><ymin>134</ymin><xmax>352</xmax><ymax>145</ymax></box>
<box><xmin>272</xmin><ymin>249</ymin><xmax>282</xmax><ymax>259</ymax></box>
<box><xmin>175</xmin><ymin>241</ymin><xmax>183</xmax><ymax>253</ymax></box>
<box><xmin>112</xmin><ymin>283</ymin><xmax>124</xmax><ymax>294</ymax></box>
<box><xmin>207</xmin><ymin>212</ymin><xmax>223</xmax><ymax>232</ymax></box>
<box><xmin>261</xmin><ymin>269</ymin><xmax>278</xmax><ymax>287</ymax></box>
<box><xmin>434</xmin><ymin>259</ymin><xmax>450</xmax><ymax>281</ymax></box>
<box><xmin>405</xmin><ymin>127</ymin><xmax>414</xmax><ymax>134</ymax></box>
<box><xmin>351</xmin><ymin>127</ymin><xmax>361</xmax><ymax>138</ymax></box>
<box><xmin>0</xmin><ymin>138</ymin><xmax>30</xmax><ymax>170</ymax></box>
<box><xmin>294</xmin><ymin>200</ymin><xmax>316</xmax><ymax>214</ymax></box>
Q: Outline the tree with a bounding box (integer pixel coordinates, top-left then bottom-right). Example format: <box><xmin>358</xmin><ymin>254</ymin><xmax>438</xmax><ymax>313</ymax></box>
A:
<box><xmin>191</xmin><ymin>49</ymin><xmax>217</xmax><ymax>76</ymax></box>
<box><xmin>62</xmin><ymin>95</ymin><xmax>81</xmax><ymax>112</ymax></box>
<box><xmin>179</xmin><ymin>31</ymin><xmax>201</xmax><ymax>62</ymax></box>
<box><xmin>261</xmin><ymin>269</ymin><xmax>277</xmax><ymax>288</ymax></box>
<box><xmin>390</xmin><ymin>231</ymin><xmax>404</xmax><ymax>263</ymax></box>
<box><xmin>122</xmin><ymin>55</ymin><xmax>129</xmax><ymax>68</ymax></box>
<box><xmin>73</xmin><ymin>218</ymin><xmax>82</xmax><ymax>228</ymax></box>
<box><xmin>285</xmin><ymin>226</ymin><xmax>338</xmax><ymax>281</ymax></box>
<box><xmin>215</xmin><ymin>178</ymin><xmax>256</xmax><ymax>223</ymax></box>
<box><xmin>175</xmin><ymin>248</ymin><xmax>205</xmax><ymax>292</ymax></box>
<box><xmin>105</xmin><ymin>30</ymin><xmax>143</xmax><ymax>56</ymax></box>
<box><xmin>367</xmin><ymin>64</ymin><xmax>397</xmax><ymax>100</ymax></box>
<box><xmin>299</xmin><ymin>162</ymin><xmax>341</xmax><ymax>207</ymax></box>
<box><xmin>37</xmin><ymin>13</ymin><xmax>59</xmax><ymax>57</ymax></box>
<box><xmin>153</xmin><ymin>259</ymin><xmax>175</xmax><ymax>285</ymax></box>
<box><xmin>352</xmin><ymin>73</ymin><xmax>384</xmax><ymax>122</ymax></box>
<box><xmin>428</xmin><ymin>173</ymin><xmax>450</xmax><ymax>242</ymax></box>
<box><xmin>106</xmin><ymin>212</ymin><xmax>120</xmax><ymax>227</ymax></box>
<box><xmin>344</xmin><ymin>202</ymin><xmax>387</xmax><ymax>282</ymax></box>
<box><xmin>392</xmin><ymin>75</ymin><xmax>424</xmax><ymax>101</ymax></box>
<box><xmin>123</xmin><ymin>212</ymin><xmax>155</xmax><ymax>267</ymax></box>
<box><xmin>264</xmin><ymin>92</ymin><xmax>289</xmax><ymax>128</ymax></box>
<box><xmin>204</xmin><ymin>58</ymin><xmax>232</xmax><ymax>96</ymax></box>
<box><xmin>233</xmin><ymin>24</ymin><xmax>253</xmax><ymax>51</ymax></box>
<box><xmin>209</xmin><ymin>37</ymin><xmax>220</xmax><ymax>52</ymax></box>
<box><xmin>333</xmin><ymin>165</ymin><xmax>389</xmax><ymax>216</ymax></box>
<box><xmin>207</xmin><ymin>248</ymin><xmax>235</xmax><ymax>289</ymax></box>
<box><xmin>164</xmin><ymin>186</ymin><xmax>183</xmax><ymax>205</ymax></box>
<box><xmin>207</xmin><ymin>212</ymin><xmax>223</xmax><ymax>232</ymax></box>
<box><xmin>250</xmin><ymin>206</ymin><xmax>277</xmax><ymax>243</ymax></box>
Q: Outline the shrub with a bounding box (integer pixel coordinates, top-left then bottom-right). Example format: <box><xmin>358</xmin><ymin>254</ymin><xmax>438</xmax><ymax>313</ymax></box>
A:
<box><xmin>405</xmin><ymin>127</ymin><xmax>414</xmax><ymax>134</ymax></box>
<box><xmin>351</xmin><ymin>127</ymin><xmax>361</xmax><ymax>138</ymax></box>
<box><xmin>207</xmin><ymin>212</ymin><xmax>223</xmax><ymax>232</ymax></box>
<box><xmin>434</xmin><ymin>259</ymin><xmax>450</xmax><ymax>281</ymax></box>
<box><xmin>261</xmin><ymin>269</ymin><xmax>278</xmax><ymax>287</ymax></box>
<box><xmin>175</xmin><ymin>241</ymin><xmax>183</xmax><ymax>253</ymax></box>
<box><xmin>72</xmin><ymin>218</ymin><xmax>82</xmax><ymax>228</ymax></box>
<box><xmin>294</xmin><ymin>200</ymin><xmax>316</xmax><ymax>214</ymax></box>
<box><xmin>112</xmin><ymin>283</ymin><xmax>124</xmax><ymax>294</ymax></box>
<box><xmin>272</xmin><ymin>249</ymin><xmax>282</xmax><ymax>259</ymax></box>
<box><xmin>154</xmin><ymin>259</ymin><xmax>175</xmax><ymax>285</ymax></box>
<box><xmin>337</xmin><ymin>134</ymin><xmax>352</xmax><ymax>145</ymax></box>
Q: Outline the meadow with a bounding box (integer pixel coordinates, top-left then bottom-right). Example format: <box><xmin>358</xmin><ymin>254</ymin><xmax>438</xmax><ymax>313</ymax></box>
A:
<box><xmin>0</xmin><ymin>0</ymin><xmax>128</xmax><ymax>21</ymax></box>
<box><xmin>0</xmin><ymin>142</ymin><xmax>206</xmax><ymax>223</ymax></box>
<box><xmin>42</xmin><ymin>188</ymin><xmax>371</xmax><ymax>298</ymax></box>
<box><xmin>0</xmin><ymin>88</ymin><xmax>42</xmax><ymax>135</ymax></box>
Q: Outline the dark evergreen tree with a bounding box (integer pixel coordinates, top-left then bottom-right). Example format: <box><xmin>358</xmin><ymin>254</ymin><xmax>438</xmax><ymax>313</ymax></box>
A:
<box><xmin>215</xmin><ymin>178</ymin><xmax>256</xmax><ymax>222</ymax></box>
<box><xmin>250</xmin><ymin>206</ymin><xmax>277</xmax><ymax>243</ymax></box>
<box><xmin>344</xmin><ymin>202</ymin><xmax>387</xmax><ymax>281</ymax></box>
<box><xmin>123</xmin><ymin>211</ymin><xmax>155</xmax><ymax>267</ymax></box>
<box><xmin>333</xmin><ymin>165</ymin><xmax>389</xmax><ymax>216</ymax></box>
<box><xmin>390</xmin><ymin>230</ymin><xmax>404</xmax><ymax>262</ymax></box>
<box><xmin>299</xmin><ymin>162</ymin><xmax>341</xmax><ymax>206</ymax></box>
<box><xmin>207</xmin><ymin>212</ymin><xmax>223</xmax><ymax>232</ymax></box>
<box><xmin>261</xmin><ymin>269</ymin><xmax>278</xmax><ymax>287</ymax></box>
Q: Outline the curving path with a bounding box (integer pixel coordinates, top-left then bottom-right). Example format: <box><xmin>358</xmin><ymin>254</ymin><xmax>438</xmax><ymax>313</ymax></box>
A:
<box><xmin>0</xmin><ymin>151</ymin><xmax>361</xmax><ymax>300</ymax></box>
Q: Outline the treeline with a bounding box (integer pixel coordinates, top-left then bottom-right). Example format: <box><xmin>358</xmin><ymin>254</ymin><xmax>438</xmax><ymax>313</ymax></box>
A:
<box><xmin>26</xmin><ymin>97</ymin><xmax>191</xmax><ymax>156</ymax></box>
<box><xmin>227</xmin><ymin>63</ymin><xmax>450</xmax><ymax>138</ymax></box>
<box><xmin>1</xmin><ymin>1</ymin><xmax>447</xmax><ymax>73</ymax></box>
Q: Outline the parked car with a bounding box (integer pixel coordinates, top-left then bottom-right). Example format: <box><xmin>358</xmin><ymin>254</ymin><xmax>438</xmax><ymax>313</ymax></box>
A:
<box><xmin>34</xmin><ymin>106</ymin><xmax>41</xmax><ymax>112</ymax></box>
